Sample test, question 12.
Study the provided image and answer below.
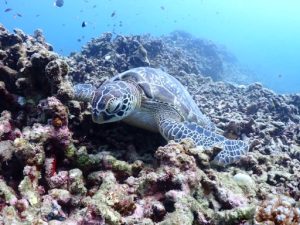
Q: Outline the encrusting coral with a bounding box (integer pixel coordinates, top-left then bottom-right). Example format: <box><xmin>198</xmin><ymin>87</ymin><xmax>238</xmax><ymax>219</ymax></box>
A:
<box><xmin>0</xmin><ymin>24</ymin><xmax>299</xmax><ymax>224</ymax></box>
<box><xmin>255</xmin><ymin>195</ymin><xmax>300</xmax><ymax>225</ymax></box>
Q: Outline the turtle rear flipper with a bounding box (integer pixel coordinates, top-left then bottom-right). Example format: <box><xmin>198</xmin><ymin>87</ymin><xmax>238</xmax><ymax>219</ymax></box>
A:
<box><xmin>73</xmin><ymin>84</ymin><xmax>96</xmax><ymax>102</ymax></box>
<box><xmin>212</xmin><ymin>139</ymin><xmax>248</xmax><ymax>165</ymax></box>
<box><xmin>157</xmin><ymin>115</ymin><xmax>249</xmax><ymax>165</ymax></box>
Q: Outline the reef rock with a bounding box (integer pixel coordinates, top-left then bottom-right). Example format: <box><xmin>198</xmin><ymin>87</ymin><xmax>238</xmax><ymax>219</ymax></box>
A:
<box><xmin>0</xmin><ymin>25</ymin><xmax>299</xmax><ymax>225</ymax></box>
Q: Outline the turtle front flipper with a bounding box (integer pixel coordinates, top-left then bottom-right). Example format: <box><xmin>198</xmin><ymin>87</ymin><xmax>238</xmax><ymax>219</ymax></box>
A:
<box><xmin>157</xmin><ymin>116</ymin><xmax>249</xmax><ymax>165</ymax></box>
<box><xmin>73</xmin><ymin>84</ymin><xmax>96</xmax><ymax>102</ymax></box>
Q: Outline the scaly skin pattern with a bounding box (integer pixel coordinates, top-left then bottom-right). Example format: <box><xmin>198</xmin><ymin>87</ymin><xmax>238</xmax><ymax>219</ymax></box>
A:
<box><xmin>156</xmin><ymin>113</ymin><xmax>249</xmax><ymax>165</ymax></box>
<box><xmin>91</xmin><ymin>81</ymin><xmax>140</xmax><ymax>123</ymax></box>
<box><xmin>73</xmin><ymin>67</ymin><xmax>249</xmax><ymax>165</ymax></box>
<box><xmin>73</xmin><ymin>84</ymin><xmax>95</xmax><ymax>102</ymax></box>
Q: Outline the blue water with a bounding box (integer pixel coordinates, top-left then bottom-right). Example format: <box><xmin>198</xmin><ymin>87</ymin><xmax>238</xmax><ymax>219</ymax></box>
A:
<box><xmin>1</xmin><ymin>0</ymin><xmax>300</xmax><ymax>94</ymax></box>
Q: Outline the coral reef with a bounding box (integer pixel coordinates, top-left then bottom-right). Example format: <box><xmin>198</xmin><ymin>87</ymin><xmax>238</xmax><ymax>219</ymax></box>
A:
<box><xmin>255</xmin><ymin>194</ymin><xmax>300</xmax><ymax>224</ymax></box>
<box><xmin>0</xmin><ymin>24</ymin><xmax>73</xmax><ymax>105</ymax></box>
<box><xmin>0</xmin><ymin>24</ymin><xmax>299</xmax><ymax>224</ymax></box>
<box><xmin>67</xmin><ymin>30</ymin><xmax>253</xmax><ymax>87</ymax></box>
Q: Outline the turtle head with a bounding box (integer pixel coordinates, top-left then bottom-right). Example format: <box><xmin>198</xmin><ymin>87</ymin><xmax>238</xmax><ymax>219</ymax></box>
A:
<box><xmin>91</xmin><ymin>81</ymin><xmax>139</xmax><ymax>124</ymax></box>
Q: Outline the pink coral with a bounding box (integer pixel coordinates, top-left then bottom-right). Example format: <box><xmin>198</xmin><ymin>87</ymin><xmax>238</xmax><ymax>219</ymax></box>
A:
<box><xmin>45</xmin><ymin>157</ymin><xmax>69</xmax><ymax>189</ymax></box>
<box><xmin>217</xmin><ymin>187</ymin><xmax>248</xmax><ymax>208</ymax></box>
<box><xmin>0</xmin><ymin>110</ymin><xmax>21</xmax><ymax>141</ymax></box>
<box><xmin>38</xmin><ymin>97</ymin><xmax>69</xmax><ymax>126</ymax></box>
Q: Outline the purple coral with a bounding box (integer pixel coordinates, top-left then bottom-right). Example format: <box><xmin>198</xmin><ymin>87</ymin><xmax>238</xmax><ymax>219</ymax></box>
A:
<box><xmin>0</xmin><ymin>111</ymin><xmax>21</xmax><ymax>141</ymax></box>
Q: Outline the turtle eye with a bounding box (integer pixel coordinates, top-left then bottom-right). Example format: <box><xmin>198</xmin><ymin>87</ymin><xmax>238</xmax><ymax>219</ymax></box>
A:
<box><xmin>107</xmin><ymin>99</ymin><xmax>122</xmax><ymax>114</ymax></box>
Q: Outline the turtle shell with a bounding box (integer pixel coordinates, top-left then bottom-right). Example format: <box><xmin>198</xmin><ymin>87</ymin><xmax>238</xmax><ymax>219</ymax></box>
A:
<box><xmin>108</xmin><ymin>67</ymin><xmax>214</xmax><ymax>130</ymax></box>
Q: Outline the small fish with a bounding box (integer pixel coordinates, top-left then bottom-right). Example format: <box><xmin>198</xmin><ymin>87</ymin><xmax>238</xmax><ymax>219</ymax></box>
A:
<box><xmin>54</xmin><ymin>0</ymin><xmax>64</xmax><ymax>7</ymax></box>
<box><xmin>111</xmin><ymin>11</ymin><xmax>116</xmax><ymax>17</ymax></box>
<box><xmin>278</xmin><ymin>74</ymin><xmax>282</xmax><ymax>78</ymax></box>
<box><xmin>81</xmin><ymin>21</ymin><xmax>87</xmax><ymax>27</ymax></box>
<box><xmin>160</xmin><ymin>6</ymin><xmax>165</xmax><ymax>10</ymax></box>
<box><xmin>4</xmin><ymin>0</ymin><xmax>8</xmax><ymax>4</ymax></box>
<box><xmin>13</xmin><ymin>13</ymin><xmax>22</xmax><ymax>18</ymax></box>
<box><xmin>4</xmin><ymin>8</ymin><xmax>12</xmax><ymax>12</ymax></box>
<box><xmin>77</xmin><ymin>38</ymin><xmax>81</xmax><ymax>42</ymax></box>
<box><xmin>92</xmin><ymin>5</ymin><xmax>97</xmax><ymax>8</ymax></box>
<box><xmin>35</xmin><ymin>14</ymin><xmax>40</xmax><ymax>17</ymax></box>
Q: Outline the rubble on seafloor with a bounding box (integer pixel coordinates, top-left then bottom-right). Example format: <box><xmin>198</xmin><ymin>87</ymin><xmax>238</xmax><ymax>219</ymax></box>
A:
<box><xmin>0</xmin><ymin>24</ymin><xmax>299</xmax><ymax>225</ymax></box>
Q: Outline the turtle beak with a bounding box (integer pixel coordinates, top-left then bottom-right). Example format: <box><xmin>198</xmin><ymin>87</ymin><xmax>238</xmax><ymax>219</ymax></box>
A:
<box><xmin>92</xmin><ymin>110</ymin><xmax>104</xmax><ymax>124</ymax></box>
<box><xmin>92</xmin><ymin>111</ymin><xmax>115</xmax><ymax>124</ymax></box>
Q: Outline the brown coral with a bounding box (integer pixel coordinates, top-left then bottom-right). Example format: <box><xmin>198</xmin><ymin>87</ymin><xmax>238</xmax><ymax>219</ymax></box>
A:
<box><xmin>255</xmin><ymin>195</ymin><xmax>300</xmax><ymax>225</ymax></box>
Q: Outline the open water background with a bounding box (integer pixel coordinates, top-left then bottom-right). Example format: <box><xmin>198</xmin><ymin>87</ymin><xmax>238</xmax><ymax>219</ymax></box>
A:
<box><xmin>1</xmin><ymin>0</ymin><xmax>300</xmax><ymax>93</ymax></box>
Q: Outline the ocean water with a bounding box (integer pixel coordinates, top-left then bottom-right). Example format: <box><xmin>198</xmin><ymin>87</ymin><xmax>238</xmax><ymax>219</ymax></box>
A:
<box><xmin>1</xmin><ymin>0</ymin><xmax>300</xmax><ymax>94</ymax></box>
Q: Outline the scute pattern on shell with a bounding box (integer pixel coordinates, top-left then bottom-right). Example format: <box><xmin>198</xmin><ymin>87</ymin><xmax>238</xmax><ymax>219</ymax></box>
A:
<box><xmin>110</xmin><ymin>67</ymin><xmax>215</xmax><ymax>131</ymax></box>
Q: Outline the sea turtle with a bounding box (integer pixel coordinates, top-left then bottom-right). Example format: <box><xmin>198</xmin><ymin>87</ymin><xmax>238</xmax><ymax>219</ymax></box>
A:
<box><xmin>73</xmin><ymin>67</ymin><xmax>248</xmax><ymax>165</ymax></box>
